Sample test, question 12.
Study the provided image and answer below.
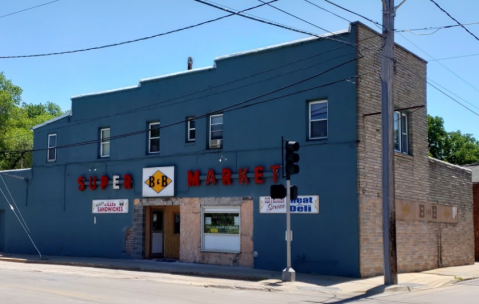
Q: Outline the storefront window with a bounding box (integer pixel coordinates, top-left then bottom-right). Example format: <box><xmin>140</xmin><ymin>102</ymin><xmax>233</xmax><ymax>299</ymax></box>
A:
<box><xmin>202</xmin><ymin>207</ymin><xmax>240</xmax><ymax>253</ymax></box>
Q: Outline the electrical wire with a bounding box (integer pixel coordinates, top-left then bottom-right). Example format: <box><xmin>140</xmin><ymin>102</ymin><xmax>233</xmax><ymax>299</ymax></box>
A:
<box><xmin>192</xmin><ymin>0</ymin><xmax>357</xmax><ymax>49</ymax></box>
<box><xmin>0</xmin><ymin>0</ymin><xmax>60</xmax><ymax>19</ymax></box>
<box><xmin>0</xmin><ymin>0</ymin><xmax>278</xmax><ymax>59</ymax></box>
<box><xmin>396</xmin><ymin>21</ymin><xmax>479</xmax><ymax>35</ymax></box>
<box><xmin>428</xmin><ymin>0</ymin><xmax>479</xmax><ymax>42</ymax></box>
<box><xmin>303</xmin><ymin>0</ymin><xmax>351</xmax><ymax>23</ymax></box>
<box><xmin>0</xmin><ymin>58</ymin><xmax>361</xmax><ymax>154</ymax></box>
<box><xmin>321</xmin><ymin>0</ymin><xmax>382</xmax><ymax>27</ymax></box>
<box><xmin>3</xmin><ymin>34</ymin><xmax>381</xmax><ymax>141</ymax></box>
<box><xmin>428</xmin><ymin>53</ymin><xmax>479</xmax><ymax>61</ymax></box>
<box><xmin>427</xmin><ymin>82</ymin><xmax>479</xmax><ymax>117</ymax></box>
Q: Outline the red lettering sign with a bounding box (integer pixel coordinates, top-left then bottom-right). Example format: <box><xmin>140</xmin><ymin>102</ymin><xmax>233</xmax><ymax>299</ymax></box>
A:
<box><xmin>270</xmin><ymin>165</ymin><xmax>281</xmax><ymax>183</ymax></box>
<box><xmin>222</xmin><ymin>168</ymin><xmax>232</xmax><ymax>185</ymax></box>
<box><xmin>101</xmin><ymin>175</ymin><xmax>109</xmax><ymax>190</ymax></box>
<box><xmin>206</xmin><ymin>169</ymin><xmax>217</xmax><ymax>185</ymax></box>
<box><xmin>188</xmin><ymin>170</ymin><xmax>200</xmax><ymax>187</ymax></box>
<box><xmin>238</xmin><ymin>168</ymin><xmax>249</xmax><ymax>184</ymax></box>
<box><xmin>254</xmin><ymin>166</ymin><xmax>264</xmax><ymax>184</ymax></box>
<box><xmin>89</xmin><ymin>176</ymin><xmax>97</xmax><ymax>190</ymax></box>
<box><xmin>78</xmin><ymin>177</ymin><xmax>86</xmax><ymax>191</ymax></box>
<box><xmin>124</xmin><ymin>174</ymin><xmax>133</xmax><ymax>189</ymax></box>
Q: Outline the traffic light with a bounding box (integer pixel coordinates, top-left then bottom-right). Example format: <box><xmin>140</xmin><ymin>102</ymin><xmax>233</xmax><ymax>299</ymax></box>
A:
<box><xmin>290</xmin><ymin>185</ymin><xmax>298</xmax><ymax>200</ymax></box>
<box><xmin>271</xmin><ymin>184</ymin><xmax>287</xmax><ymax>199</ymax></box>
<box><xmin>285</xmin><ymin>141</ymin><xmax>300</xmax><ymax>177</ymax></box>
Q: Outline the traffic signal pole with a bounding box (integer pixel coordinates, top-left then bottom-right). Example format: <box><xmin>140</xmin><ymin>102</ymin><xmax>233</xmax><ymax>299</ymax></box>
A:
<box><xmin>283</xmin><ymin>178</ymin><xmax>295</xmax><ymax>281</ymax></box>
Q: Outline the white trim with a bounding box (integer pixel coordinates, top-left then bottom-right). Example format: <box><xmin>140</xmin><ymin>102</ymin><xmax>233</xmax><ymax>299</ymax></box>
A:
<box><xmin>31</xmin><ymin>111</ymin><xmax>71</xmax><ymax>130</ymax></box>
<box><xmin>47</xmin><ymin>133</ymin><xmax>57</xmax><ymax>162</ymax></box>
<box><xmin>187</xmin><ymin>118</ymin><xmax>195</xmax><ymax>142</ymax></box>
<box><xmin>140</xmin><ymin>67</ymin><xmax>214</xmax><ymax>83</ymax></box>
<box><xmin>209</xmin><ymin>114</ymin><xmax>223</xmax><ymax>148</ymax></box>
<box><xmin>214</xmin><ymin>29</ymin><xmax>349</xmax><ymax>62</ymax></box>
<box><xmin>100</xmin><ymin>128</ymin><xmax>110</xmax><ymax>158</ymax></box>
<box><xmin>309</xmin><ymin>100</ymin><xmax>328</xmax><ymax>140</ymax></box>
<box><xmin>71</xmin><ymin>86</ymin><xmax>139</xmax><ymax>99</ymax></box>
<box><xmin>148</xmin><ymin>122</ymin><xmax>160</xmax><ymax>154</ymax></box>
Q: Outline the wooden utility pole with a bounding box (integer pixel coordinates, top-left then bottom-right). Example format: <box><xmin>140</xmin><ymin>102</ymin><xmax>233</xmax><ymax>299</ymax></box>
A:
<box><xmin>381</xmin><ymin>0</ymin><xmax>401</xmax><ymax>285</ymax></box>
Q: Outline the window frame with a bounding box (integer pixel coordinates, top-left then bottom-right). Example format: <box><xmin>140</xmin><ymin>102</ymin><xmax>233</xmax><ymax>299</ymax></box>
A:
<box><xmin>209</xmin><ymin>114</ymin><xmax>223</xmax><ymax>148</ymax></box>
<box><xmin>201</xmin><ymin>206</ymin><xmax>240</xmax><ymax>253</ymax></box>
<box><xmin>100</xmin><ymin>127</ymin><xmax>110</xmax><ymax>158</ymax></box>
<box><xmin>187</xmin><ymin>118</ymin><xmax>195</xmax><ymax>142</ymax></box>
<box><xmin>148</xmin><ymin>122</ymin><xmax>160</xmax><ymax>154</ymax></box>
<box><xmin>309</xmin><ymin>100</ymin><xmax>328</xmax><ymax>140</ymax></box>
<box><xmin>394</xmin><ymin>111</ymin><xmax>409</xmax><ymax>154</ymax></box>
<box><xmin>47</xmin><ymin>133</ymin><xmax>57</xmax><ymax>162</ymax></box>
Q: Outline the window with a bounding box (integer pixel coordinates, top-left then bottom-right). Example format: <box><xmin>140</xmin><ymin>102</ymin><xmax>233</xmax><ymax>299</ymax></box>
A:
<box><xmin>100</xmin><ymin>128</ymin><xmax>110</xmax><ymax>158</ymax></box>
<box><xmin>201</xmin><ymin>207</ymin><xmax>240</xmax><ymax>253</ymax></box>
<box><xmin>209</xmin><ymin>114</ymin><xmax>223</xmax><ymax>149</ymax></box>
<box><xmin>187</xmin><ymin>118</ymin><xmax>195</xmax><ymax>142</ymax></box>
<box><xmin>394</xmin><ymin>111</ymin><xmax>409</xmax><ymax>154</ymax></box>
<box><xmin>173</xmin><ymin>213</ymin><xmax>180</xmax><ymax>234</ymax></box>
<box><xmin>309</xmin><ymin>100</ymin><xmax>328</xmax><ymax>139</ymax></box>
<box><xmin>148</xmin><ymin>122</ymin><xmax>160</xmax><ymax>153</ymax></box>
<box><xmin>47</xmin><ymin>134</ymin><xmax>57</xmax><ymax>162</ymax></box>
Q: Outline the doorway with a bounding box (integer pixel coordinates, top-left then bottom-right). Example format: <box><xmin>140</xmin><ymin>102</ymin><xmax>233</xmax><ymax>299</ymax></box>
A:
<box><xmin>145</xmin><ymin>206</ymin><xmax>180</xmax><ymax>260</ymax></box>
<box><xmin>151</xmin><ymin>210</ymin><xmax>164</xmax><ymax>258</ymax></box>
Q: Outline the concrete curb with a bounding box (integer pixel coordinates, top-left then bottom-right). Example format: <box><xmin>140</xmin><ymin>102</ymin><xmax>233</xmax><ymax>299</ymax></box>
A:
<box><xmin>0</xmin><ymin>257</ymin><xmax>271</xmax><ymax>282</ymax></box>
<box><xmin>204</xmin><ymin>284</ymin><xmax>281</xmax><ymax>292</ymax></box>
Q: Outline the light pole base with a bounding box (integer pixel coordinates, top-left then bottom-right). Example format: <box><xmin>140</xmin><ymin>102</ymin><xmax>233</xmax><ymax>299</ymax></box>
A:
<box><xmin>282</xmin><ymin>267</ymin><xmax>296</xmax><ymax>282</ymax></box>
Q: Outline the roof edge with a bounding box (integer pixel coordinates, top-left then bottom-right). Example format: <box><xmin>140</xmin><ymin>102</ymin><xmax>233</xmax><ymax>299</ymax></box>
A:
<box><xmin>31</xmin><ymin>111</ymin><xmax>72</xmax><ymax>131</ymax></box>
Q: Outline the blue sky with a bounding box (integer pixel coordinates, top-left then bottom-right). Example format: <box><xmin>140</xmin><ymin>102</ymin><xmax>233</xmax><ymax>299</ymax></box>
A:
<box><xmin>1</xmin><ymin>0</ymin><xmax>478</xmax><ymax>138</ymax></box>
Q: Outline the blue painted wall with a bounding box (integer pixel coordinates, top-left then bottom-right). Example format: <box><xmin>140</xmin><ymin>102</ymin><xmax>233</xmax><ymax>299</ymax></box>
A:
<box><xmin>0</xmin><ymin>24</ymin><xmax>360</xmax><ymax>276</ymax></box>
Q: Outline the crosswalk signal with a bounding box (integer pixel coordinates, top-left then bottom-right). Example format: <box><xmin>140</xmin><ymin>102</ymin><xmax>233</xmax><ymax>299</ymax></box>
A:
<box><xmin>285</xmin><ymin>141</ymin><xmax>300</xmax><ymax>177</ymax></box>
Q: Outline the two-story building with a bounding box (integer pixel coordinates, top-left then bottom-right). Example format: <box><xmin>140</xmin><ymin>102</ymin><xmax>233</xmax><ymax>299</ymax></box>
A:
<box><xmin>0</xmin><ymin>22</ymin><xmax>474</xmax><ymax>277</ymax></box>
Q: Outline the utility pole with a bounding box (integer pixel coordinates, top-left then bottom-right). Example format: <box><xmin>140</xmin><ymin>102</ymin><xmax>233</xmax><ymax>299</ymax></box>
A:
<box><xmin>381</xmin><ymin>0</ymin><xmax>403</xmax><ymax>285</ymax></box>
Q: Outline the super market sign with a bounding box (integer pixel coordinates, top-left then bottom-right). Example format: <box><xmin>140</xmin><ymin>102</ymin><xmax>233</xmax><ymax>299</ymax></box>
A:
<box><xmin>259</xmin><ymin>196</ymin><xmax>319</xmax><ymax>214</ymax></box>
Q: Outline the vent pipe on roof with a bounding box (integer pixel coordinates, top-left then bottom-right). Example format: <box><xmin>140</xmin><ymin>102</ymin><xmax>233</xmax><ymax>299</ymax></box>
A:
<box><xmin>187</xmin><ymin>57</ymin><xmax>193</xmax><ymax>70</ymax></box>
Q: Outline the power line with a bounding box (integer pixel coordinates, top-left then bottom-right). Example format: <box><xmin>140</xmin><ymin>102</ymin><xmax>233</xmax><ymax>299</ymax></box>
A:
<box><xmin>321</xmin><ymin>0</ymin><xmax>381</xmax><ymax>27</ymax></box>
<box><xmin>303</xmin><ymin>0</ymin><xmax>351</xmax><ymax>23</ymax></box>
<box><xmin>7</xmin><ymin>34</ymin><xmax>379</xmax><ymax>141</ymax></box>
<box><xmin>428</xmin><ymin>0</ymin><xmax>479</xmax><ymax>42</ymax></box>
<box><xmin>257</xmin><ymin>0</ymin><xmax>341</xmax><ymax>34</ymax></box>
<box><xmin>0</xmin><ymin>0</ymin><xmax>278</xmax><ymax>59</ymax></box>
<box><xmin>428</xmin><ymin>82</ymin><xmax>479</xmax><ymax>117</ymax></box>
<box><xmin>192</xmin><ymin>0</ymin><xmax>356</xmax><ymax>48</ymax></box>
<box><xmin>0</xmin><ymin>58</ymin><xmax>361</xmax><ymax>154</ymax></box>
<box><xmin>0</xmin><ymin>0</ymin><xmax>60</xmax><ymax>19</ymax></box>
<box><xmin>395</xmin><ymin>21</ymin><xmax>479</xmax><ymax>35</ymax></box>
<box><xmin>428</xmin><ymin>53</ymin><xmax>479</xmax><ymax>61</ymax></box>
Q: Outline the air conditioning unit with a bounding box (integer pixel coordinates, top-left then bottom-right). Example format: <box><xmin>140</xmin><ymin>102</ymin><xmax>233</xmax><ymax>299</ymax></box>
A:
<box><xmin>209</xmin><ymin>139</ymin><xmax>223</xmax><ymax>149</ymax></box>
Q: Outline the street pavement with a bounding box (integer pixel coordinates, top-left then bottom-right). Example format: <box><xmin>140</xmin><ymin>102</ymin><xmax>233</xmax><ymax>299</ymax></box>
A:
<box><xmin>0</xmin><ymin>253</ymin><xmax>478</xmax><ymax>298</ymax></box>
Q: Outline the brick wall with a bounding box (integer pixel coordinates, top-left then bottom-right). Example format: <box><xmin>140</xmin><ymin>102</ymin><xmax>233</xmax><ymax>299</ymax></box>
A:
<box><xmin>474</xmin><ymin>183</ymin><xmax>479</xmax><ymax>261</ymax></box>
<box><xmin>356</xmin><ymin>23</ymin><xmax>474</xmax><ymax>277</ymax></box>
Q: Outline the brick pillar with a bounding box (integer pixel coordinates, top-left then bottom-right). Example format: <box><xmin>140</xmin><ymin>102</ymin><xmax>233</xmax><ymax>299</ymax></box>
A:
<box><xmin>132</xmin><ymin>199</ymin><xmax>145</xmax><ymax>259</ymax></box>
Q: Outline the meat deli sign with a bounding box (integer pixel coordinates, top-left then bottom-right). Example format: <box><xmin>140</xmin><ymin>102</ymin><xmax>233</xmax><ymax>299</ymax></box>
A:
<box><xmin>187</xmin><ymin>165</ymin><xmax>281</xmax><ymax>186</ymax></box>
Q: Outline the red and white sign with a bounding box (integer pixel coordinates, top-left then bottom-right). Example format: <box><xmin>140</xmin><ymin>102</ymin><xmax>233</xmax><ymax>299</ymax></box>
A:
<box><xmin>92</xmin><ymin>199</ymin><xmax>129</xmax><ymax>214</ymax></box>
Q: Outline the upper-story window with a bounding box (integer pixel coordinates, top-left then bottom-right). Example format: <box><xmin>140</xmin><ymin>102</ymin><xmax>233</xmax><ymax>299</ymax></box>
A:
<box><xmin>309</xmin><ymin>100</ymin><xmax>328</xmax><ymax>139</ymax></box>
<box><xmin>47</xmin><ymin>134</ymin><xmax>57</xmax><ymax>162</ymax></box>
<box><xmin>148</xmin><ymin>122</ymin><xmax>160</xmax><ymax>153</ymax></box>
<box><xmin>394</xmin><ymin>111</ymin><xmax>409</xmax><ymax>154</ymax></box>
<box><xmin>100</xmin><ymin>128</ymin><xmax>110</xmax><ymax>158</ymax></box>
<box><xmin>209</xmin><ymin>114</ymin><xmax>223</xmax><ymax>149</ymax></box>
<box><xmin>187</xmin><ymin>118</ymin><xmax>195</xmax><ymax>142</ymax></box>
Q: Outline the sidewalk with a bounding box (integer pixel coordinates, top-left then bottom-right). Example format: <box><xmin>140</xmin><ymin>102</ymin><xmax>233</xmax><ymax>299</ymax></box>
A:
<box><xmin>0</xmin><ymin>253</ymin><xmax>477</xmax><ymax>295</ymax></box>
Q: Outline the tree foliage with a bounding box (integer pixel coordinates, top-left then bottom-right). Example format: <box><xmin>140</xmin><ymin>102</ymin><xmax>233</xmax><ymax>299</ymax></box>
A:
<box><xmin>0</xmin><ymin>72</ymin><xmax>64</xmax><ymax>170</ymax></box>
<box><xmin>428</xmin><ymin>114</ymin><xmax>479</xmax><ymax>165</ymax></box>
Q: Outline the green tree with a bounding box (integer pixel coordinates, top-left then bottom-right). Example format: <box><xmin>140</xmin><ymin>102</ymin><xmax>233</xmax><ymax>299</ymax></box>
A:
<box><xmin>0</xmin><ymin>72</ymin><xmax>64</xmax><ymax>170</ymax></box>
<box><xmin>428</xmin><ymin>114</ymin><xmax>479</xmax><ymax>165</ymax></box>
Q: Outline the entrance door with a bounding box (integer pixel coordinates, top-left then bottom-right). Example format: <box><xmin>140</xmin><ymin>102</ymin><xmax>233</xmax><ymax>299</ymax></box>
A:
<box><xmin>151</xmin><ymin>211</ymin><xmax>164</xmax><ymax>257</ymax></box>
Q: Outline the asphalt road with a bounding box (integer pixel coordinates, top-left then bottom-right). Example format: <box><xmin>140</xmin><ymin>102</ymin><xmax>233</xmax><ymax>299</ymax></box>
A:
<box><xmin>0</xmin><ymin>261</ymin><xmax>477</xmax><ymax>304</ymax></box>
